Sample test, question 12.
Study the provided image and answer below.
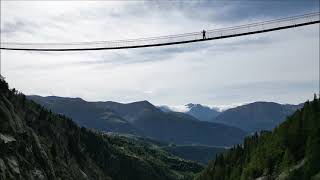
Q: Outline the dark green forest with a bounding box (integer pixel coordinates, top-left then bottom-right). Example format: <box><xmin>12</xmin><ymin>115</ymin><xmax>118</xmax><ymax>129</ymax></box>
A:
<box><xmin>162</xmin><ymin>145</ymin><xmax>226</xmax><ymax>165</ymax></box>
<box><xmin>196</xmin><ymin>95</ymin><xmax>320</xmax><ymax>180</ymax></box>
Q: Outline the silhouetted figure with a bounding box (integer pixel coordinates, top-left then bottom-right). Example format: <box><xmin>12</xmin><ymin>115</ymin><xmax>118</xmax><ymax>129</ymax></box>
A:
<box><xmin>202</xmin><ymin>30</ymin><xmax>206</xmax><ymax>39</ymax></box>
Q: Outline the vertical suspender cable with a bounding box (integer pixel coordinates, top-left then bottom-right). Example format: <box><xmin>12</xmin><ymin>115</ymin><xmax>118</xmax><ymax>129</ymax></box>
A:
<box><xmin>0</xmin><ymin>0</ymin><xmax>2</xmax><ymax>77</ymax></box>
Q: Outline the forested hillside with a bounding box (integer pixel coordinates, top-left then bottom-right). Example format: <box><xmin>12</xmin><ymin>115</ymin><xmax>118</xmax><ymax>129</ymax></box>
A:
<box><xmin>0</xmin><ymin>79</ymin><xmax>203</xmax><ymax>180</ymax></box>
<box><xmin>163</xmin><ymin>145</ymin><xmax>226</xmax><ymax>165</ymax></box>
<box><xmin>197</xmin><ymin>96</ymin><xmax>320</xmax><ymax>180</ymax></box>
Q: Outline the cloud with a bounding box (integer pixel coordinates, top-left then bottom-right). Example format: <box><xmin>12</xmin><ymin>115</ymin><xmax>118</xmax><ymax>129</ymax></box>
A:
<box><xmin>162</xmin><ymin>105</ymin><xmax>191</xmax><ymax>113</ymax></box>
<box><xmin>206</xmin><ymin>80</ymin><xmax>318</xmax><ymax>104</ymax></box>
<box><xmin>1</xmin><ymin>1</ymin><xmax>319</xmax><ymax>106</ymax></box>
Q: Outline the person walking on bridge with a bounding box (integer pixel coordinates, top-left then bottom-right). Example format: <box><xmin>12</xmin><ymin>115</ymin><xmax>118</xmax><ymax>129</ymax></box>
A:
<box><xmin>202</xmin><ymin>30</ymin><xmax>206</xmax><ymax>39</ymax></box>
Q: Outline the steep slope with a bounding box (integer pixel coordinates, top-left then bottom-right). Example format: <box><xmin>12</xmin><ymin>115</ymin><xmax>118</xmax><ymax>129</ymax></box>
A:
<box><xmin>185</xmin><ymin>104</ymin><xmax>220</xmax><ymax>122</ymax></box>
<box><xmin>197</xmin><ymin>97</ymin><xmax>320</xmax><ymax>180</ymax></box>
<box><xmin>158</xmin><ymin>105</ymin><xmax>173</xmax><ymax>113</ymax></box>
<box><xmin>0</xmin><ymin>80</ymin><xmax>203</xmax><ymax>180</ymax></box>
<box><xmin>30</xmin><ymin>96</ymin><xmax>247</xmax><ymax>146</ymax></box>
<box><xmin>213</xmin><ymin>101</ymin><xmax>302</xmax><ymax>133</ymax></box>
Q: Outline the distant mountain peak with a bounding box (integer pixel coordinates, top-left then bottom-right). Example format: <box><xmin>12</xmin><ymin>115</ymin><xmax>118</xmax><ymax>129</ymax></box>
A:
<box><xmin>186</xmin><ymin>103</ymin><xmax>204</xmax><ymax>108</ymax></box>
<box><xmin>214</xmin><ymin>101</ymin><xmax>303</xmax><ymax>132</ymax></box>
<box><xmin>158</xmin><ymin>103</ymin><xmax>221</xmax><ymax>122</ymax></box>
<box><xmin>185</xmin><ymin>103</ymin><xmax>221</xmax><ymax>122</ymax></box>
<box><xmin>129</xmin><ymin>100</ymin><xmax>154</xmax><ymax>107</ymax></box>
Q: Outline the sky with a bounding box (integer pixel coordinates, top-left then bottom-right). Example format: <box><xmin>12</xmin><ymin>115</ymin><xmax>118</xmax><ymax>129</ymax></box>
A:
<box><xmin>0</xmin><ymin>0</ymin><xmax>319</xmax><ymax>108</ymax></box>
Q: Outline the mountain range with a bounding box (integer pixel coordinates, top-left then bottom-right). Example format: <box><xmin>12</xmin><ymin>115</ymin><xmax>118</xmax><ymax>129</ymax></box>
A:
<box><xmin>28</xmin><ymin>96</ymin><xmax>246</xmax><ymax>147</ymax></box>
<box><xmin>0</xmin><ymin>79</ymin><xmax>203</xmax><ymax>180</ymax></box>
<box><xmin>160</xmin><ymin>102</ymin><xmax>302</xmax><ymax>133</ymax></box>
<box><xmin>1</xmin><ymin>79</ymin><xmax>318</xmax><ymax>180</ymax></box>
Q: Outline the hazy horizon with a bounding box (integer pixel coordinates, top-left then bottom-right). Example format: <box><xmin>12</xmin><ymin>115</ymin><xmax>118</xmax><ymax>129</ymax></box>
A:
<box><xmin>27</xmin><ymin>93</ymin><xmax>307</xmax><ymax>113</ymax></box>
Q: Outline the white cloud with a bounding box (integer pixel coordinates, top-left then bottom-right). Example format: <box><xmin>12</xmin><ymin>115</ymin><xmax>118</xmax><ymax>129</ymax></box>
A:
<box><xmin>1</xmin><ymin>1</ymin><xmax>319</xmax><ymax>106</ymax></box>
<box><xmin>163</xmin><ymin>105</ymin><xmax>191</xmax><ymax>113</ymax></box>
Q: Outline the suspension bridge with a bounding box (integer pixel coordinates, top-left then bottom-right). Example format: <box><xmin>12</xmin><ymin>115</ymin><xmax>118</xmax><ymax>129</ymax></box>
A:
<box><xmin>0</xmin><ymin>12</ymin><xmax>319</xmax><ymax>51</ymax></box>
